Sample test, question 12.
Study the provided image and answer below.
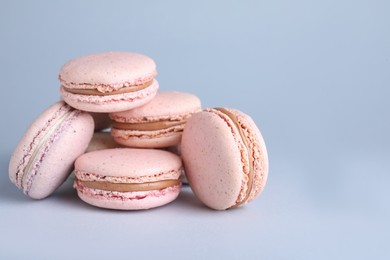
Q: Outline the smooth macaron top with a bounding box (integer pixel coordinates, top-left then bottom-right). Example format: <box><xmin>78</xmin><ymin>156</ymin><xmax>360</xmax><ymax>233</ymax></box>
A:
<box><xmin>59</xmin><ymin>52</ymin><xmax>157</xmax><ymax>92</ymax></box>
<box><xmin>109</xmin><ymin>91</ymin><xmax>201</xmax><ymax>123</ymax></box>
<box><xmin>181</xmin><ymin>108</ymin><xmax>268</xmax><ymax>210</ymax></box>
<box><xmin>75</xmin><ymin>148</ymin><xmax>182</xmax><ymax>182</ymax></box>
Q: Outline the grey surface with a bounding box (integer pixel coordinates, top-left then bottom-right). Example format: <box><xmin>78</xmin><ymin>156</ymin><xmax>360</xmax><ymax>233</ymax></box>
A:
<box><xmin>1</xmin><ymin>0</ymin><xmax>389</xmax><ymax>259</ymax></box>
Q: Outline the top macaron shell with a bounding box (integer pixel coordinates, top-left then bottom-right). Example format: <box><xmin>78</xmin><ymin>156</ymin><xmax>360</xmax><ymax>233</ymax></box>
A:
<box><xmin>75</xmin><ymin>148</ymin><xmax>182</xmax><ymax>180</ymax></box>
<box><xmin>110</xmin><ymin>91</ymin><xmax>201</xmax><ymax>148</ymax></box>
<box><xmin>59</xmin><ymin>52</ymin><xmax>159</xmax><ymax>113</ymax></box>
<box><xmin>181</xmin><ymin>108</ymin><xmax>268</xmax><ymax>210</ymax></box>
<box><xmin>9</xmin><ymin>102</ymin><xmax>94</xmax><ymax>199</ymax></box>
<box><xmin>110</xmin><ymin>91</ymin><xmax>201</xmax><ymax>121</ymax></box>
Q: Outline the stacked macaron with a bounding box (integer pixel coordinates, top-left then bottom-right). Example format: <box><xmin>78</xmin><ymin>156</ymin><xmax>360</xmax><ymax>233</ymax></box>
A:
<box><xmin>9</xmin><ymin>51</ymin><xmax>269</xmax><ymax>211</ymax></box>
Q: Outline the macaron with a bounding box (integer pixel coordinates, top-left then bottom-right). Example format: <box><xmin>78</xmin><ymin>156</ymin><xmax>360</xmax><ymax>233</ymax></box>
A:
<box><xmin>181</xmin><ymin>108</ymin><xmax>269</xmax><ymax>210</ymax></box>
<box><xmin>86</xmin><ymin>132</ymin><xmax>123</xmax><ymax>153</ymax></box>
<box><xmin>110</xmin><ymin>91</ymin><xmax>201</xmax><ymax>148</ymax></box>
<box><xmin>74</xmin><ymin>148</ymin><xmax>183</xmax><ymax>210</ymax></box>
<box><xmin>59</xmin><ymin>52</ymin><xmax>159</xmax><ymax>113</ymax></box>
<box><xmin>9</xmin><ymin>101</ymin><xmax>94</xmax><ymax>199</ymax></box>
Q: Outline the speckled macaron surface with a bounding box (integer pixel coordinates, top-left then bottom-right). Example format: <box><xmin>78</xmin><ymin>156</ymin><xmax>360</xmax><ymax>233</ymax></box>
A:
<box><xmin>74</xmin><ymin>148</ymin><xmax>183</xmax><ymax>210</ymax></box>
<box><xmin>9</xmin><ymin>101</ymin><xmax>94</xmax><ymax>199</ymax></box>
<box><xmin>59</xmin><ymin>52</ymin><xmax>159</xmax><ymax>113</ymax></box>
<box><xmin>181</xmin><ymin>108</ymin><xmax>268</xmax><ymax>210</ymax></box>
<box><xmin>110</xmin><ymin>91</ymin><xmax>201</xmax><ymax>148</ymax></box>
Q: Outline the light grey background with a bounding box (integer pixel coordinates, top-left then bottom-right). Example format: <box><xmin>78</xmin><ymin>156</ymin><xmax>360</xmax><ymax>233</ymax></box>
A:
<box><xmin>1</xmin><ymin>0</ymin><xmax>389</xmax><ymax>259</ymax></box>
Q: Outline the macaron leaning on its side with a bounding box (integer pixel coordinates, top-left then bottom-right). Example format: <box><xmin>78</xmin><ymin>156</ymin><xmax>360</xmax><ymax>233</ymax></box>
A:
<box><xmin>181</xmin><ymin>108</ymin><xmax>269</xmax><ymax>210</ymax></box>
<box><xmin>9</xmin><ymin>101</ymin><xmax>94</xmax><ymax>199</ymax></box>
<box><xmin>74</xmin><ymin>148</ymin><xmax>183</xmax><ymax>210</ymax></box>
<box><xmin>59</xmin><ymin>52</ymin><xmax>159</xmax><ymax>113</ymax></box>
<box><xmin>110</xmin><ymin>91</ymin><xmax>201</xmax><ymax>148</ymax></box>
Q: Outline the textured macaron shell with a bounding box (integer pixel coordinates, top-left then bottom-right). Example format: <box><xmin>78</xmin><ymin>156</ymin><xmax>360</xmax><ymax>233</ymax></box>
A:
<box><xmin>181</xmin><ymin>108</ymin><xmax>268</xmax><ymax>210</ymax></box>
<box><xmin>59</xmin><ymin>52</ymin><xmax>157</xmax><ymax>91</ymax></box>
<box><xmin>110</xmin><ymin>91</ymin><xmax>201</xmax><ymax>122</ymax></box>
<box><xmin>232</xmin><ymin>109</ymin><xmax>269</xmax><ymax>202</ymax></box>
<box><xmin>75</xmin><ymin>148</ymin><xmax>182</xmax><ymax>180</ymax></box>
<box><xmin>60</xmin><ymin>79</ymin><xmax>159</xmax><ymax>113</ymax></box>
<box><xmin>74</xmin><ymin>148</ymin><xmax>183</xmax><ymax>210</ymax></box>
<box><xmin>109</xmin><ymin>91</ymin><xmax>201</xmax><ymax>148</ymax></box>
<box><xmin>9</xmin><ymin>102</ymin><xmax>94</xmax><ymax>199</ymax></box>
<box><xmin>77</xmin><ymin>185</ymin><xmax>181</xmax><ymax>210</ymax></box>
<box><xmin>110</xmin><ymin>129</ymin><xmax>183</xmax><ymax>148</ymax></box>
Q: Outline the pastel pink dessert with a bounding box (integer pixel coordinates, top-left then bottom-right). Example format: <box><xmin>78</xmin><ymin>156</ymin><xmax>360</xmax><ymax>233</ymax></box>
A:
<box><xmin>181</xmin><ymin>108</ymin><xmax>269</xmax><ymax>210</ymax></box>
<box><xmin>59</xmin><ymin>52</ymin><xmax>159</xmax><ymax>113</ymax></box>
<box><xmin>73</xmin><ymin>148</ymin><xmax>183</xmax><ymax>210</ymax></box>
<box><xmin>9</xmin><ymin>101</ymin><xmax>94</xmax><ymax>199</ymax></box>
<box><xmin>110</xmin><ymin>91</ymin><xmax>201</xmax><ymax>148</ymax></box>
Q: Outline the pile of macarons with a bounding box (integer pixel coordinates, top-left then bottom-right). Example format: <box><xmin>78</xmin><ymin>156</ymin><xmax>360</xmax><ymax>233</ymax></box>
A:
<box><xmin>8</xmin><ymin>52</ymin><xmax>269</xmax><ymax>210</ymax></box>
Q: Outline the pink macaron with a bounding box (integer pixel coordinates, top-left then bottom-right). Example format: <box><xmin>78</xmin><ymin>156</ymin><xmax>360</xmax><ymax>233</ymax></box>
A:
<box><xmin>73</xmin><ymin>148</ymin><xmax>183</xmax><ymax>210</ymax></box>
<box><xmin>181</xmin><ymin>108</ymin><xmax>269</xmax><ymax>210</ymax></box>
<box><xmin>110</xmin><ymin>91</ymin><xmax>201</xmax><ymax>148</ymax></box>
<box><xmin>59</xmin><ymin>52</ymin><xmax>159</xmax><ymax>113</ymax></box>
<box><xmin>9</xmin><ymin>101</ymin><xmax>94</xmax><ymax>199</ymax></box>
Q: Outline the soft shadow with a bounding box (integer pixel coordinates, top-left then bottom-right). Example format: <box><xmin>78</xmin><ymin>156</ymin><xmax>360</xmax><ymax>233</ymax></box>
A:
<box><xmin>170</xmin><ymin>186</ymin><xmax>211</xmax><ymax>211</ymax></box>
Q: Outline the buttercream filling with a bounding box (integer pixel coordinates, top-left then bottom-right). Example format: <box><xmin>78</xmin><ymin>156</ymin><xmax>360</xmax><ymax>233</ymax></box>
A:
<box><xmin>214</xmin><ymin>108</ymin><xmax>254</xmax><ymax>208</ymax></box>
<box><xmin>63</xmin><ymin>80</ymin><xmax>153</xmax><ymax>96</ymax></box>
<box><xmin>75</xmin><ymin>179</ymin><xmax>181</xmax><ymax>192</ymax></box>
<box><xmin>112</xmin><ymin>119</ymin><xmax>186</xmax><ymax>131</ymax></box>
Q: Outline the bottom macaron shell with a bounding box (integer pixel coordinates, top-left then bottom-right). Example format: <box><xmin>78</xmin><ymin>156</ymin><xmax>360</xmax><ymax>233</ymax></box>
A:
<box><xmin>111</xmin><ymin>129</ymin><xmax>182</xmax><ymax>148</ymax></box>
<box><xmin>76</xmin><ymin>185</ymin><xmax>181</xmax><ymax>210</ymax></box>
<box><xmin>60</xmin><ymin>80</ymin><xmax>159</xmax><ymax>113</ymax></box>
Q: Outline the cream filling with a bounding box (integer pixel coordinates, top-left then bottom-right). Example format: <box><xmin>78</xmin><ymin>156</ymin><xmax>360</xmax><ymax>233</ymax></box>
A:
<box><xmin>63</xmin><ymin>80</ymin><xmax>153</xmax><ymax>96</ymax></box>
<box><xmin>76</xmin><ymin>179</ymin><xmax>181</xmax><ymax>192</ymax></box>
<box><xmin>112</xmin><ymin>119</ymin><xmax>186</xmax><ymax>131</ymax></box>
<box><xmin>214</xmin><ymin>108</ymin><xmax>254</xmax><ymax>208</ymax></box>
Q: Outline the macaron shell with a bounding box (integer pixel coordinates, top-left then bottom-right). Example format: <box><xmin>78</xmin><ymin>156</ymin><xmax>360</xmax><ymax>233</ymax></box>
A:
<box><xmin>110</xmin><ymin>127</ymin><xmax>182</xmax><ymax>148</ymax></box>
<box><xmin>231</xmin><ymin>109</ymin><xmax>269</xmax><ymax>202</ymax></box>
<box><xmin>59</xmin><ymin>52</ymin><xmax>156</xmax><ymax>90</ymax></box>
<box><xmin>76</xmin><ymin>184</ymin><xmax>181</xmax><ymax>210</ymax></box>
<box><xmin>181</xmin><ymin>111</ymin><xmax>244</xmax><ymax>210</ymax></box>
<box><xmin>110</xmin><ymin>91</ymin><xmax>201</xmax><ymax>122</ymax></box>
<box><xmin>60</xmin><ymin>79</ymin><xmax>159</xmax><ymax>113</ymax></box>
